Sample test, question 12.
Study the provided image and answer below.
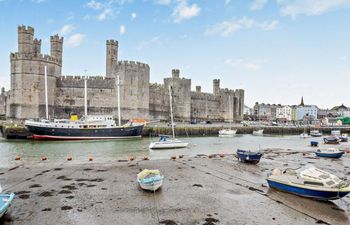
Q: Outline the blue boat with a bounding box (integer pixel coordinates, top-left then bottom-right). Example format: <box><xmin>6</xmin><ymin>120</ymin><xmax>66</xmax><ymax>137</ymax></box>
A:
<box><xmin>0</xmin><ymin>193</ymin><xmax>15</xmax><ymax>218</ymax></box>
<box><xmin>236</xmin><ymin>149</ymin><xmax>263</xmax><ymax>164</ymax></box>
<box><xmin>310</xmin><ymin>141</ymin><xmax>318</xmax><ymax>147</ymax></box>
<box><xmin>323</xmin><ymin>136</ymin><xmax>340</xmax><ymax>144</ymax></box>
<box><xmin>315</xmin><ymin>148</ymin><xmax>344</xmax><ymax>158</ymax></box>
<box><xmin>267</xmin><ymin>167</ymin><xmax>350</xmax><ymax>201</ymax></box>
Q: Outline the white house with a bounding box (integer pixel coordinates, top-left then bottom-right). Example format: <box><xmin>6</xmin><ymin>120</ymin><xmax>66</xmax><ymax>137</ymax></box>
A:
<box><xmin>276</xmin><ymin>105</ymin><xmax>292</xmax><ymax>121</ymax></box>
<box><xmin>296</xmin><ymin>105</ymin><xmax>318</xmax><ymax>121</ymax></box>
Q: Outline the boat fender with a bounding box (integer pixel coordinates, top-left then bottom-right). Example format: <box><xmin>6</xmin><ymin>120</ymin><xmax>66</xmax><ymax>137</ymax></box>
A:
<box><xmin>143</xmin><ymin>156</ymin><xmax>149</xmax><ymax>160</ymax></box>
<box><xmin>88</xmin><ymin>156</ymin><xmax>93</xmax><ymax>161</ymax></box>
<box><xmin>41</xmin><ymin>156</ymin><xmax>47</xmax><ymax>161</ymax></box>
<box><xmin>67</xmin><ymin>156</ymin><xmax>72</xmax><ymax>161</ymax></box>
<box><xmin>15</xmin><ymin>155</ymin><xmax>20</xmax><ymax>161</ymax></box>
<box><xmin>171</xmin><ymin>156</ymin><xmax>176</xmax><ymax>160</ymax></box>
<box><xmin>129</xmin><ymin>156</ymin><xmax>135</xmax><ymax>161</ymax></box>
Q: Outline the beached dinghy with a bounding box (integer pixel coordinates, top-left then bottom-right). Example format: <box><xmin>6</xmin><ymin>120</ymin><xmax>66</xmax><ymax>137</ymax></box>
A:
<box><xmin>310</xmin><ymin>130</ymin><xmax>322</xmax><ymax>137</ymax></box>
<box><xmin>323</xmin><ymin>136</ymin><xmax>340</xmax><ymax>144</ymax></box>
<box><xmin>300</xmin><ymin>132</ymin><xmax>309</xmax><ymax>138</ymax></box>
<box><xmin>315</xmin><ymin>148</ymin><xmax>344</xmax><ymax>158</ymax></box>
<box><xmin>0</xmin><ymin>185</ymin><xmax>15</xmax><ymax>219</ymax></box>
<box><xmin>137</xmin><ymin>169</ymin><xmax>164</xmax><ymax>191</ymax></box>
<box><xmin>218</xmin><ymin>129</ymin><xmax>237</xmax><ymax>137</ymax></box>
<box><xmin>267</xmin><ymin>166</ymin><xmax>350</xmax><ymax>200</ymax></box>
<box><xmin>339</xmin><ymin>134</ymin><xmax>348</xmax><ymax>142</ymax></box>
<box><xmin>310</xmin><ymin>141</ymin><xmax>319</xmax><ymax>147</ymax></box>
<box><xmin>236</xmin><ymin>149</ymin><xmax>263</xmax><ymax>164</ymax></box>
<box><xmin>252</xmin><ymin>129</ymin><xmax>264</xmax><ymax>136</ymax></box>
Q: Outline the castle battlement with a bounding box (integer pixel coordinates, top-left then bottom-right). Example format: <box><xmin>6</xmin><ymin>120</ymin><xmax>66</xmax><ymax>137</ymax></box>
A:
<box><xmin>60</xmin><ymin>75</ymin><xmax>113</xmax><ymax>81</ymax></box>
<box><xmin>18</xmin><ymin>25</ymin><xmax>34</xmax><ymax>34</ymax></box>
<box><xmin>117</xmin><ymin>60</ymin><xmax>149</xmax><ymax>68</ymax></box>
<box><xmin>10</xmin><ymin>52</ymin><xmax>60</xmax><ymax>64</ymax></box>
<box><xmin>50</xmin><ymin>34</ymin><xmax>63</xmax><ymax>42</ymax></box>
<box><xmin>106</xmin><ymin>40</ymin><xmax>118</xmax><ymax>46</ymax></box>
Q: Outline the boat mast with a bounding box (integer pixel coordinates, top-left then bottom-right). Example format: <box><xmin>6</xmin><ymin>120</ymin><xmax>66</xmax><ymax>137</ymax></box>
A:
<box><xmin>168</xmin><ymin>85</ymin><xmax>175</xmax><ymax>139</ymax></box>
<box><xmin>84</xmin><ymin>70</ymin><xmax>88</xmax><ymax>116</ymax></box>
<box><xmin>117</xmin><ymin>75</ymin><xmax>121</xmax><ymax>126</ymax></box>
<box><xmin>44</xmin><ymin>66</ymin><xmax>48</xmax><ymax>120</ymax></box>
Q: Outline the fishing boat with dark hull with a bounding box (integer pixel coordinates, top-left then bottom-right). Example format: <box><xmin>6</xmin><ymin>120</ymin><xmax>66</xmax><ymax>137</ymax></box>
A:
<box><xmin>25</xmin><ymin>115</ymin><xmax>144</xmax><ymax>140</ymax></box>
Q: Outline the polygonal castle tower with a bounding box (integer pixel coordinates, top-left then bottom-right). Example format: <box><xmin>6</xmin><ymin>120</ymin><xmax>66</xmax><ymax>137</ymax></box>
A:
<box><xmin>6</xmin><ymin>25</ymin><xmax>63</xmax><ymax>119</ymax></box>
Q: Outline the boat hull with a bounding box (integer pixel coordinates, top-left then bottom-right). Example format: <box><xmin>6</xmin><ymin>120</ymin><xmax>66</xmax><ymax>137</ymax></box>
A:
<box><xmin>267</xmin><ymin>179</ymin><xmax>350</xmax><ymax>200</ymax></box>
<box><xmin>323</xmin><ymin>138</ymin><xmax>339</xmax><ymax>144</ymax></box>
<box><xmin>315</xmin><ymin>152</ymin><xmax>344</xmax><ymax>158</ymax></box>
<box><xmin>149</xmin><ymin>141</ymin><xmax>189</xmax><ymax>149</ymax></box>
<box><xmin>0</xmin><ymin>193</ymin><xmax>15</xmax><ymax>218</ymax></box>
<box><xmin>237</xmin><ymin>150</ymin><xmax>262</xmax><ymax>164</ymax></box>
<box><xmin>26</xmin><ymin>124</ymin><xmax>144</xmax><ymax>140</ymax></box>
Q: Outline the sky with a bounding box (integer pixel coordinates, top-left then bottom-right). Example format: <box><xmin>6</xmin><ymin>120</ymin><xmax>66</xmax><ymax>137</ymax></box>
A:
<box><xmin>0</xmin><ymin>0</ymin><xmax>350</xmax><ymax>109</ymax></box>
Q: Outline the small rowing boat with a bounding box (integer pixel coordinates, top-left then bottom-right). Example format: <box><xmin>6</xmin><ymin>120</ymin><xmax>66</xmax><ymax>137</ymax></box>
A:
<box><xmin>137</xmin><ymin>169</ymin><xmax>164</xmax><ymax>191</ymax></box>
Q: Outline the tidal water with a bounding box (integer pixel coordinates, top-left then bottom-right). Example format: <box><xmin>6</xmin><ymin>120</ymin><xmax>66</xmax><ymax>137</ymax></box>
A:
<box><xmin>0</xmin><ymin>134</ymin><xmax>348</xmax><ymax>168</ymax></box>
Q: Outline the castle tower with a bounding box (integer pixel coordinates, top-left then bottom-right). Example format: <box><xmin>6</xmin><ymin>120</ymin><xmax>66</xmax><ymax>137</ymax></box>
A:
<box><xmin>50</xmin><ymin>34</ymin><xmax>63</xmax><ymax>64</ymax></box>
<box><xmin>18</xmin><ymin>25</ymin><xmax>34</xmax><ymax>54</ymax></box>
<box><xmin>33</xmin><ymin>38</ymin><xmax>41</xmax><ymax>57</ymax></box>
<box><xmin>213</xmin><ymin>79</ymin><xmax>220</xmax><ymax>95</ymax></box>
<box><xmin>106</xmin><ymin>40</ymin><xmax>118</xmax><ymax>77</ymax></box>
<box><xmin>172</xmin><ymin>69</ymin><xmax>180</xmax><ymax>79</ymax></box>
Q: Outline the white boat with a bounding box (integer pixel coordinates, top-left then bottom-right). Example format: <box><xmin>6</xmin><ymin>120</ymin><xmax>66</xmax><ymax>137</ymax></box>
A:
<box><xmin>314</xmin><ymin>148</ymin><xmax>344</xmax><ymax>158</ymax></box>
<box><xmin>252</xmin><ymin>129</ymin><xmax>264</xmax><ymax>136</ymax></box>
<box><xmin>331</xmin><ymin>130</ymin><xmax>341</xmax><ymax>136</ymax></box>
<box><xmin>149</xmin><ymin>135</ymin><xmax>189</xmax><ymax>149</ymax></box>
<box><xmin>149</xmin><ymin>86</ymin><xmax>189</xmax><ymax>149</ymax></box>
<box><xmin>300</xmin><ymin>132</ymin><xmax>309</xmax><ymax>138</ymax></box>
<box><xmin>218</xmin><ymin>129</ymin><xmax>237</xmax><ymax>136</ymax></box>
<box><xmin>137</xmin><ymin>169</ymin><xmax>164</xmax><ymax>191</ymax></box>
<box><xmin>310</xmin><ymin>130</ymin><xmax>322</xmax><ymax>137</ymax></box>
<box><xmin>267</xmin><ymin>166</ymin><xmax>350</xmax><ymax>200</ymax></box>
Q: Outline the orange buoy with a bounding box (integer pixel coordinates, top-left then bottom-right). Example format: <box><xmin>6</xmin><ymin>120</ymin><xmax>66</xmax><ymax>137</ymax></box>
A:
<box><xmin>179</xmin><ymin>155</ymin><xmax>184</xmax><ymax>159</ymax></box>
<box><xmin>88</xmin><ymin>156</ymin><xmax>93</xmax><ymax>161</ymax></box>
<box><xmin>143</xmin><ymin>156</ymin><xmax>149</xmax><ymax>160</ymax></box>
<box><xmin>302</xmin><ymin>153</ymin><xmax>307</xmax><ymax>156</ymax></box>
<box><xmin>219</xmin><ymin>154</ymin><xmax>225</xmax><ymax>158</ymax></box>
<box><xmin>208</xmin><ymin>154</ymin><xmax>213</xmax><ymax>159</ymax></box>
<box><xmin>129</xmin><ymin>156</ymin><xmax>135</xmax><ymax>161</ymax></box>
<box><xmin>15</xmin><ymin>155</ymin><xmax>20</xmax><ymax>161</ymax></box>
<box><xmin>346</xmin><ymin>150</ymin><xmax>350</xmax><ymax>154</ymax></box>
<box><xmin>41</xmin><ymin>156</ymin><xmax>47</xmax><ymax>161</ymax></box>
<box><xmin>67</xmin><ymin>156</ymin><xmax>72</xmax><ymax>161</ymax></box>
<box><xmin>171</xmin><ymin>156</ymin><xmax>176</xmax><ymax>160</ymax></box>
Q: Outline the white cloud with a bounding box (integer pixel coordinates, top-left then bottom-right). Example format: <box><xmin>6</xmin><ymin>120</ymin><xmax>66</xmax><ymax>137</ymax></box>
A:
<box><xmin>224</xmin><ymin>58</ymin><xmax>264</xmax><ymax>71</ymax></box>
<box><xmin>155</xmin><ymin>0</ymin><xmax>171</xmax><ymax>5</ymax></box>
<box><xmin>60</xmin><ymin>24</ymin><xmax>75</xmax><ymax>36</ymax></box>
<box><xmin>137</xmin><ymin>36</ymin><xmax>161</xmax><ymax>50</ymax></box>
<box><xmin>66</xmin><ymin>34</ymin><xmax>85</xmax><ymax>47</ymax></box>
<box><xmin>206</xmin><ymin>17</ymin><xmax>278</xmax><ymax>37</ymax></box>
<box><xmin>86</xmin><ymin>0</ymin><xmax>103</xmax><ymax>10</ymax></box>
<box><xmin>131</xmin><ymin>12</ymin><xmax>137</xmax><ymax>20</ymax></box>
<box><xmin>250</xmin><ymin>0</ymin><xmax>268</xmax><ymax>11</ymax></box>
<box><xmin>172</xmin><ymin>0</ymin><xmax>201</xmax><ymax>23</ymax></box>
<box><xmin>119</xmin><ymin>25</ymin><xmax>126</xmax><ymax>35</ymax></box>
<box><xmin>277</xmin><ymin>0</ymin><xmax>350</xmax><ymax>19</ymax></box>
<box><xmin>97</xmin><ymin>8</ymin><xmax>113</xmax><ymax>21</ymax></box>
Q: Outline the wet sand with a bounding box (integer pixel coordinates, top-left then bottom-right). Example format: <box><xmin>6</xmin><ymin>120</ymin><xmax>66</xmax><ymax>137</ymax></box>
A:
<box><xmin>0</xmin><ymin>149</ymin><xmax>349</xmax><ymax>225</ymax></box>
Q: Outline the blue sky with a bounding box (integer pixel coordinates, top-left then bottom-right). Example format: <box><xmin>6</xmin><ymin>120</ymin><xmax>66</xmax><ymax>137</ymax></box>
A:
<box><xmin>1</xmin><ymin>0</ymin><xmax>350</xmax><ymax>109</ymax></box>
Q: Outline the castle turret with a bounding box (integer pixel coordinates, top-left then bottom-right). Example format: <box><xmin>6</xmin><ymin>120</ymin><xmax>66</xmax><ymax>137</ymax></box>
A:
<box><xmin>33</xmin><ymin>38</ymin><xmax>41</xmax><ymax>57</ymax></box>
<box><xmin>213</xmin><ymin>79</ymin><xmax>220</xmax><ymax>95</ymax></box>
<box><xmin>18</xmin><ymin>25</ymin><xmax>34</xmax><ymax>54</ymax></box>
<box><xmin>50</xmin><ymin>34</ymin><xmax>63</xmax><ymax>64</ymax></box>
<box><xmin>106</xmin><ymin>40</ymin><xmax>118</xmax><ymax>77</ymax></box>
<box><xmin>172</xmin><ymin>69</ymin><xmax>180</xmax><ymax>79</ymax></box>
<box><xmin>196</xmin><ymin>86</ymin><xmax>201</xmax><ymax>92</ymax></box>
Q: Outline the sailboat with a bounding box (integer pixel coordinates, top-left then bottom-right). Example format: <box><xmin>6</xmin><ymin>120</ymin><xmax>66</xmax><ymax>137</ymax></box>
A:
<box><xmin>149</xmin><ymin>86</ymin><xmax>189</xmax><ymax>149</ymax></box>
<box><xmin>25</xmin><ymin>70</ymin><xmax>143</xmax><ymax>140</ymax></box>
<box><xmin>218</xmin><ymin>95</ymin><xmax>237</xmax><ymax>137</ymax></box>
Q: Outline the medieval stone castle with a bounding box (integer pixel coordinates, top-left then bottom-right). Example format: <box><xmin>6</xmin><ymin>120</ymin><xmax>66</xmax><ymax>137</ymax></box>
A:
<box><xmin>0</xmin><ymin>25</ymin><xmax>245</xmax><ymax>122</ymax></box>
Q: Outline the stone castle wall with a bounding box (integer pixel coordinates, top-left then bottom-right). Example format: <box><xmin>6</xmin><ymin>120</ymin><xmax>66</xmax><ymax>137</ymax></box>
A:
<box><xmin>4</xmin><ymin>25</ymin><xmax>245</xmax><ymax>122</ymax></box>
